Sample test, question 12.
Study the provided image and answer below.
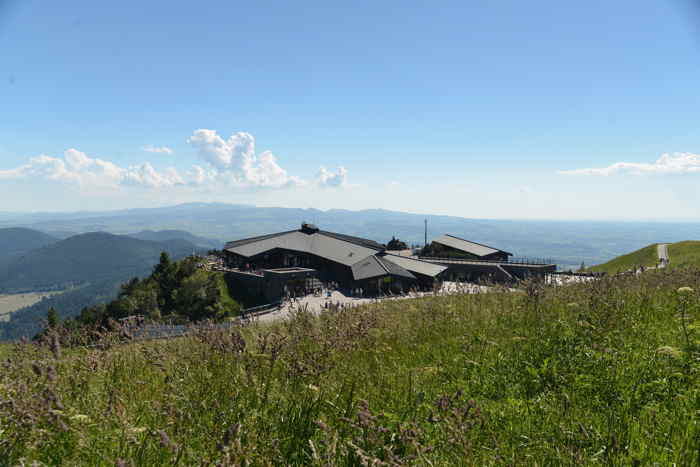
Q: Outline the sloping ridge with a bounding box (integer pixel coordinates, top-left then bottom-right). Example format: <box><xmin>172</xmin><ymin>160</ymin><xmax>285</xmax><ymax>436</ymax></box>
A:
<box><xmin>0</xmin><ymin>227</ymin><xmax>57</xmax><ymax>257</ymax></box>
<box><xmin>0</xmin><ymin>232</ymin><xmax>197</xmax><ymax>292</ymax></box>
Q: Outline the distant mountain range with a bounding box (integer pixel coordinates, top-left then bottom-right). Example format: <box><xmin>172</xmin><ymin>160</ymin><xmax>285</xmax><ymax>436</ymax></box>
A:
<box><xmin>0</xmin><ymin>203</ymin><xmax>698</xmax><ymax>269</ymax></box>
<box><xmin>127</xmin><ymin>229</ymin><xmax>221</xmax><ymax>250</ymax></box>
<box><xmin>0</xmin><ymin>203</ymin><xmax>697</xmax><ymax>340</ymax></box>
<box><xmin>0</xmin><ymin>227</ymin><xmax>57</xmax><ymax>258</ymax></box>
<box><xmin>0</xmin><ymin>232</ymin><xmax>199</xmax><ymax>293</ymax></box>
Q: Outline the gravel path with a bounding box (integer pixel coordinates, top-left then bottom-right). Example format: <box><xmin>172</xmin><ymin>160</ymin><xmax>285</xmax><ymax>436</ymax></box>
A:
<box><xmin>253</xmin><ymin>282</ymin><xmax>488</xmax><ymax>324</ymax></box>
<box><xmin>657</xmin><ymin>243</ymin><xmax>669</xmax><ymax>268</ymax></box>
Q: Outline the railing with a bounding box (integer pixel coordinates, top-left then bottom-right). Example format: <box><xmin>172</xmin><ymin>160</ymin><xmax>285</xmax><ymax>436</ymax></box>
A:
<box><xmin>240</xmin><ymin>301</ymin><xmax>283</xmax><ymax>318</ymax></box>
<box><xmin>123</xmin><ymin>302</ymin><xmax>284</xmax><ymax>341</ymax></box>
<box><xmin>548</xmin><ymin>271</ymin><xmax>605</xmax><ymax>277</ymax></box>
<box><xmin>418</xmin><ymin>256</ymin><xmax>555</xmax><ymax>266</ymax></box>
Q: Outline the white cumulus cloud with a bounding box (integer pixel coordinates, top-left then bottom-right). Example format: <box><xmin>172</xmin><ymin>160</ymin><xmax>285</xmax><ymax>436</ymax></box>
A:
<box><xmin>187</xmin><ymin>129</ymin><xmax>305</xmax><ymax>188</ymax></box>
<box><xmin>142</xmin><ymin>145</ymin><xmax>174</xmax><ymax>155</ymax></box>
<box><xmin>559</xmin><ymin>152</ymin><xmax>700</xmax><ymax>176</ymax></box>
<box><xmin>317</xmin><ymin>166</ymin><xmax>348</xmax><ymax>187</ymax></box>
<box><xmin>0</xmin><ymin>149</ymin><xmax>184</xmax><ymax>189</ymax></box>
<box><xmin>0</xmin><ymin>130</ymin><xmax>350</xmax><ymax>195</ymax></box>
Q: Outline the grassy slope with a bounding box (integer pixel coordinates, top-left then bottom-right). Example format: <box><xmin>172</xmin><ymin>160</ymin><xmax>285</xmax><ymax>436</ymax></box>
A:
<box><xmin>589</xmin><ymin>240</ymin><xmax>700</xmax><ymax>274</ymax></box>
<box><xmin>213</xmin><ymin>271</ymin><xmax>241</xmax><ymax>315</ymax></box>
<box><xmin>588</xmin><ymin>243</ymin><xmax>659</xmax><ymax>273</ymax></box>
<box><xmin>667</xmin><ymin>241</ymin><xmax>700</xmax><ymax>270</ymax></box>
<box><xmin>2</xmin><ymin>270</ymin><xmax>700</xmax><ymax>465</ymax></box>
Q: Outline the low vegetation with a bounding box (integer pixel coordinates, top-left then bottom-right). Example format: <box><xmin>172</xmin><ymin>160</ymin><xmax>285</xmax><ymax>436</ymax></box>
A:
<box><xmin>70</xmin><ymin>253</ymin><xmax>241</xmax><ymax>327</ymax></box>
<box><xmin>667</xmin><ymin>241</ymin><xmax>700</xmax><ymax>270</ymax></box>
<box><xmin>589</xmin><ymin>240</ymin><xmax>700</xmax><ymax>275</ymax></box>
<box><xmin>587</xmin><ymin>243</ymin><xmax>659</xmax><ymax>274</ymax></box>
<box><xmin>1</xmin><ymin>267</ymin><xmax>700</xmax><ymax>464</ymax></box>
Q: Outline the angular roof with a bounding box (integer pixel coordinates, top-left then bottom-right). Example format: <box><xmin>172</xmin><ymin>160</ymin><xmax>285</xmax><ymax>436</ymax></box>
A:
<box><xmin>225</xmin><ymin>227</ymin><xmax>385</xmax><ymax>267</ymax></box>
<box><xmin>433</xmin><ymin>234</ymin><xmax>512</xmax><ymax>258</ymax></box>
<box><xmin>224</xmin><ymin>229</ymin><xmax>297</xmax><ymax>250</ymax></box>
<box><xmin>381</xmin><ymin>253</ymin><xmax>448</xmax><ymax>278</ymax></box>
<box><xmin>351</xmin><ymin>255</ymin><xmax>416</xmax><ymax>281</ymax></box>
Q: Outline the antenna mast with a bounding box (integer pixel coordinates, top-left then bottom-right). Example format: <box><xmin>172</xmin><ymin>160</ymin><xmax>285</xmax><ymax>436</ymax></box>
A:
<box><xmin>424</xmin><ymin>218</ymin><xmax>427</xmax><ymax>247</ymax></box>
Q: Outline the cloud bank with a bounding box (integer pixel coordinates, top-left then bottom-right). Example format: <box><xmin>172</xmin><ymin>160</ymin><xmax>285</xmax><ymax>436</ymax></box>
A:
<box><xmin>0</xmin><ymin>129</ymin><xmax>350</xmax><ymax>194</ymax></box>
<box><xmin>560</xmin><ymin>152</ymin><xmax>700</xmax><ymax>176</ymax></box>
<box><xmin>0</xmin><ymin>149</ymin><xmax>183</xmax><ymax>189</ymax></box>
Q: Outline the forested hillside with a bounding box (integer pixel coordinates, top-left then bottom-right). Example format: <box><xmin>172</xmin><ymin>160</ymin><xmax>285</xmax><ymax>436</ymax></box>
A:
<box><xmin>0</xmin><ymin>232</ymin><xmax>197</xmax><ymax>293</ymax></box>
<box><xmin>0</xmin><ymin>254</ymin><xmax>240</xmax><ymax>340</ymax></box>
<box><xmin>72</xmin><ymin>253</ymin><xmax>240</xmax><ymax>328</ymax></box>
<box><xmin>0</xmin><ymin>227</ymin><xmax>56</xmax><ymax>259</ymax></box>
<box><xmin>127</xmin><ymin>229</ymin><xmax>221</xmax><ymax>249</ymax></box>
<box><xmin>0</xmin><ymin>280</ymin><xmax>122</xmax><ymax>340</ymax></box>
<box><xmin>0</xmin><ymin>233</ymin><xmax>205</xmax><ymax>339</ymax></box>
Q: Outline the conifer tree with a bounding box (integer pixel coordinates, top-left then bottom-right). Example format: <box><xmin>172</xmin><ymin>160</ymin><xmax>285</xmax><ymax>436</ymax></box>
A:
<box><xmin>47</xmin><ymin>307</ymin><xmax>59</xmax><ymax>329</ymax></box>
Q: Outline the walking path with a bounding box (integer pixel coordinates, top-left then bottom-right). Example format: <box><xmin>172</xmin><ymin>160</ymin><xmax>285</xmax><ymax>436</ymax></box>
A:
<box><xmin>254</xmin><ymin>282</ymin><xmax>489</xmax><ymax>324</ymax></box>
<box><xmin>657</xmin><ymin>243</ymin><xmax>670</xmax><ymax>268</ymax></box>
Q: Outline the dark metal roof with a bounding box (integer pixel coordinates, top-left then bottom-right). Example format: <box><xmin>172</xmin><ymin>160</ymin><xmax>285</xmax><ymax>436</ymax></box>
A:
<box><xmin>433</xmin><ymin>234</ymin><xmax>512</xmax><ymax>258</ymax></box>
<box><xmin>225</xmin><ymin>227</ymin><xmax>386</xmax><ymax>267</ymax></box>
<box><xmin>318</xmin><ymin>230</ymin><xmax>386</xmax><ymax>251</ymax></box>
<box><xmin>381</xmin><ymin>253</ymin><xmax>447</xmax><ymax>278</ymax></box>
<box><xmin>351</xmin><ymin>255</ymin><xmax>415</xmax><ymax>281</ymax></box>
<box><xmin>224</xmin><ymin>229</ymin><xmax>297</xmax><ymax>250</ymax></box>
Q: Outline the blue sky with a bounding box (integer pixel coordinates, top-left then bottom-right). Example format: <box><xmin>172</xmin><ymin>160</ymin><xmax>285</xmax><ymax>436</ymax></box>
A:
<box><xmin>1</xmin><ymin>0</ymin><xmax>700</xmax><ymax>220</ymax></box>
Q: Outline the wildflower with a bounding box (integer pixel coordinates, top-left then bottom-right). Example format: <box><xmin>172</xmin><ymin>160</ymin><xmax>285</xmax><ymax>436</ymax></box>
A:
<box><xmin>677</xmin><ymin>287</ymin><xmax>694</xmax><ymax>295</ymax></box>
<box><xmin>158</xmin><ymin>429</ymin><xmax>178</xmax><ymax>451</ymax></box>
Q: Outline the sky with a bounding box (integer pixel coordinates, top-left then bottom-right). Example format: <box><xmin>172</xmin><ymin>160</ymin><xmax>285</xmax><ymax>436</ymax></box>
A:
<box><xmin>1</xmin><ymin>0</ymin><xmax>700</xmax><ymax>220</ymax></box>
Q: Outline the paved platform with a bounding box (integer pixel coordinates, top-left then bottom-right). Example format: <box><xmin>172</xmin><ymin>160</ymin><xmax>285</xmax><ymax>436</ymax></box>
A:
<box><xmin>253</xmin><ymin>282</ymin><xmax>489</xmax><ymax>323</ymax></box>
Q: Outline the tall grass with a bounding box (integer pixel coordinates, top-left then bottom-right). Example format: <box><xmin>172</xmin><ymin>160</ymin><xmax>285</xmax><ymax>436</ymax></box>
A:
<box><xmin>1</xmin><ymin>268</ymin><xmax>700</xmax><ymax>465</ymax></box>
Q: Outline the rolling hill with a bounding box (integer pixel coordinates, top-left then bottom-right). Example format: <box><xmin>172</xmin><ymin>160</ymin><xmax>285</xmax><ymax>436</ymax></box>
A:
<box><xmin>666</xmin><ymin>241</ymin><xmax>700</xmax><ymax>270</ymax></box>
<box><xmin>589</xmin><ymin>240</ymin><xmax>700</xmax><ymax>274</ymax></box>
<box><xmin>0</xmin><ymin>232</ymin><xmax>198</xmax><ymax>293</ymax></box>
<box><xmin>0</xmin><ymin>232</ymin><xmax>203</xmax><ymax>339</ymax></box>
<box><xmin>0</xmin><ymin>227</ymin><xmax>57</xmax><ymax>258</ymax></box>
<box><xmin>587</xmin><ymin>243</ymin><xmax>660</xmax><ymax>274</ymax></box>
<box><xmin>1</xmin><ymin>203</ymin><xmax>699</xmax><ymax>269</ymax></box>
<box><xmin>127</xmin><ymin>229</ymin><xmax>221</xmax><ymax>249</ymax></box>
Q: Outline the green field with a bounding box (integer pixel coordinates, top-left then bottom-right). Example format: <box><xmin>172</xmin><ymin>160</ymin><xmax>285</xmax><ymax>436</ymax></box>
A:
<box><xmin>589</xmin><ymin>240</ymin><xmax>700</xmax><ymax>274</ymax></box>
<box><xmin>0</xmin><ymin>292</ymin><xmax>61</xmax><ymax>322</ymax></box>
<box><xmin>2</xmin><ymin>269</ymin><xmax>700</xmax><ymax>464</ymax></box>
<box><xmin>667</xmin><ymin>241</ymin><xmax>700</xmax><ymax>270</ymax></box>
<box><xmin>588</xmin><ymin>243</ymin><xmax>659</xmax><ymax>274</ymax></box>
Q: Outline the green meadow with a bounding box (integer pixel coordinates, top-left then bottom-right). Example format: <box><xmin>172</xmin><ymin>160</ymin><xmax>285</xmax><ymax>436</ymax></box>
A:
<box><xmin>1</xmin><ymin>268</ymin><xmax>700</xmax><ymax>465</ymax></box>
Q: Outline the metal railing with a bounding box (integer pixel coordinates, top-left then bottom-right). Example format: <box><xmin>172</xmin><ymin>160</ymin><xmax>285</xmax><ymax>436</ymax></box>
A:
<box><xmin>417</xmin><ymin>256</ymin><xmax>554</xmax><ymax>266</ymax></box>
